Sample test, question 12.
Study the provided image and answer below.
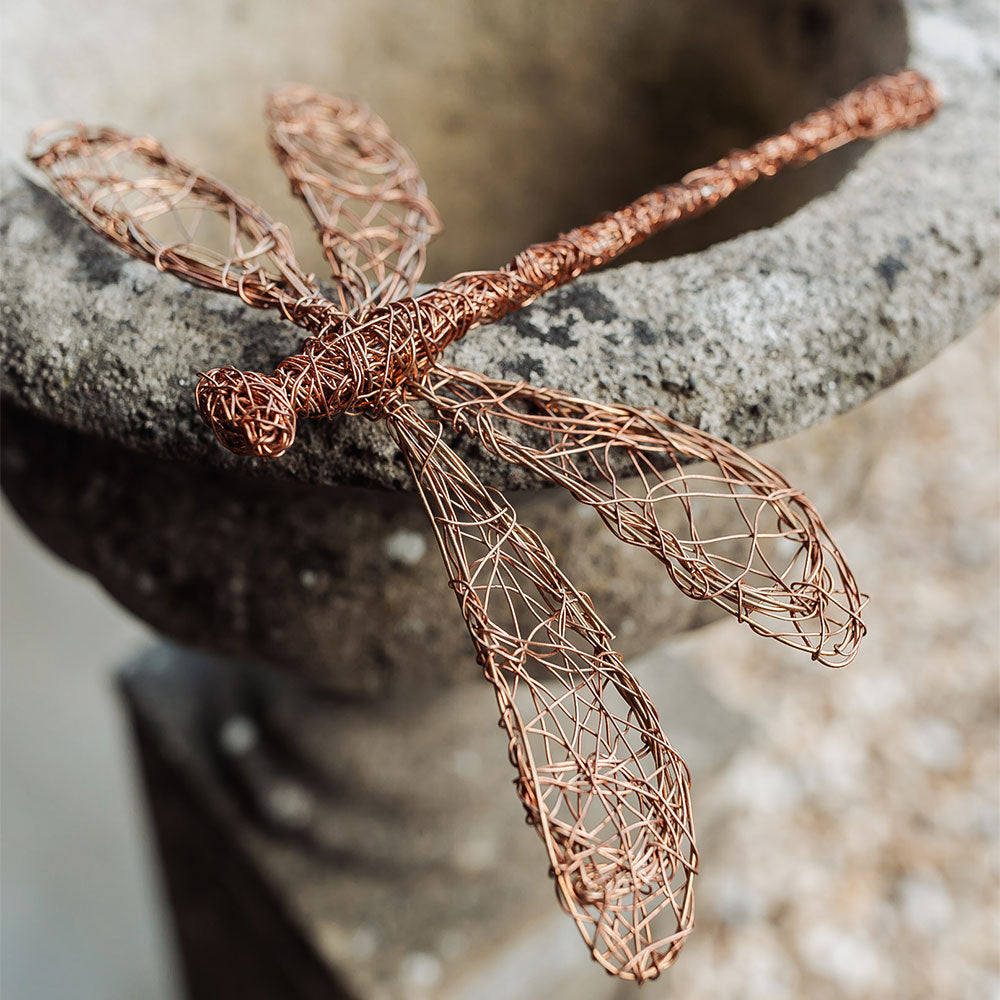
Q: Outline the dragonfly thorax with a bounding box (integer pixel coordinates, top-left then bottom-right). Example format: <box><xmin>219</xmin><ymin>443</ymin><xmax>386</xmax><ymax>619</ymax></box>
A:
<box><xmin>276</xmin><ymin>292</ymin><xmax>477</xmax><ymax>420</ymax></box>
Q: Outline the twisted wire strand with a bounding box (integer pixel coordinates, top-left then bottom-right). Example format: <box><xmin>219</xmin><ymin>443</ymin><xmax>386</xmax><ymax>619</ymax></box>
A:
<box><xmin>268</xmin><ymin>84</ymin><xmax>442</xmax><ymax>313</ymax></box>
<box><xmin>26</xmin><ymin>123</ymin><xmax>318</xmax><ymax>308</ymax></box>
<box><xmin>267</xmin><ymin>70</ymin><xmax>939</xmax><ymax>421</ymax></box>
<box><xmin>417</xmin><ymin>366</ymin><xmax>867</xmax><ymax>666</ymax></box>
<box><xmin>390</xmin><ymin>400</ymin><xmax>697</xmax><ymax>981</ymax></box>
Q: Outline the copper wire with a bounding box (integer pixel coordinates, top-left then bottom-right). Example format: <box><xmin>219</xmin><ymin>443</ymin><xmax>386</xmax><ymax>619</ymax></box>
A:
<box><xmin>390</xmin><ymin>401</ymin><xmax>697</xmax><ymax>979</ymax></box>
<box><xmin>269</xmin><ymin>70</ymin><xmax>940</xmax><ymax>420</ymax></box>
<box><xmin>415</xmin><ymin>369</ymin><xmax>866</xmax><ymax>667</ymax></box>
<box><xmin>27</xmin><ymin>69</ymin><xmax>938</xmax><ymax>982</ymax></box>
<box><xmin>267</xmin><ymin>86</ymin><xmax>442</xmax><ymax>313</ymax></box>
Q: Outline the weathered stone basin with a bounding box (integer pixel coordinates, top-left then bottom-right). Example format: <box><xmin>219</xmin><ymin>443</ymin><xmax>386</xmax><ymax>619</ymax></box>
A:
<box><xmin>2</xmin><ymin>0</ymin><xmax>998</xmax><ymax>694</ymax></box>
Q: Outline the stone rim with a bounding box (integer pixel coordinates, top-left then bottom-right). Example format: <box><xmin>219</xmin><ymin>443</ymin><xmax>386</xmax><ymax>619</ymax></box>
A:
<box><xmin>1</xmin><ymin>0</ymin><xmax>997</xmax><ymax>490</ymax></box>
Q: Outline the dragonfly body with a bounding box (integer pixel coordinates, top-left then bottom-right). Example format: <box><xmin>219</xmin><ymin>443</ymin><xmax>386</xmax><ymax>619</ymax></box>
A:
<box><xmin>199</xmin><ymin>70</ymin><xmax>939</xmax><ymax>459</ymax></box>
<box><xmin>28</xmin><ymin>69</ymin><xmax>937</xmax><ymax>981</ymax></box>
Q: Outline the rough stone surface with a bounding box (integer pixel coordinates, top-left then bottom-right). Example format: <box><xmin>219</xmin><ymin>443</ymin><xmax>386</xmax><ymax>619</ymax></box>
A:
<box><xmin>1</xmin><ymin>394</ymin><xmax>886</xmax><ymax>690</ymax></box>
<box><xmin>1</xmin><ymin>0</ymin><xmax>997</xmax><ymax>491</ymax></box>
<box><xmin>0</xmin><ymin>0</ymin><xmax>910</xmax><ymax>287</ymax></box>
<box><xmin>120</xmin><ymin>631</ymin><xmax>751</xmax><ymax>1000</ymax></box>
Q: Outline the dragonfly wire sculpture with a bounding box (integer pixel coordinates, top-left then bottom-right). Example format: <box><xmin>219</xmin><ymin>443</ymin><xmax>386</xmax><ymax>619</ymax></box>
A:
<box><xmin>28</xmin><ymin>69</ymin><xmax>938</xmax><ymax>981</ymax></box>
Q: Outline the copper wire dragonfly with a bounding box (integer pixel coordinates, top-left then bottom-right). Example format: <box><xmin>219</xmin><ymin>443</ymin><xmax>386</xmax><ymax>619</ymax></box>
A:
<box><xmin>28</xmin><ymin>70</ymin><xmax>937</xmax><ymax>981</ymax></box>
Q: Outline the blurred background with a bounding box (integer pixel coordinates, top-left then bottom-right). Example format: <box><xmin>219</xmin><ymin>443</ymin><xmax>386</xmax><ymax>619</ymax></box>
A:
<box><xmin>2</xmin><ymin>2</ymin><xmax>998</xmax><ymax>999</ymax></box>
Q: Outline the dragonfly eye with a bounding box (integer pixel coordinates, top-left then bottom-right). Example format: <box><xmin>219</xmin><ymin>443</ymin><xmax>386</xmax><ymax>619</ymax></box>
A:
<box><xmin>195</xmin><ymin>366</ymin><xmax>296</xmax><ymax>459</ymax></box>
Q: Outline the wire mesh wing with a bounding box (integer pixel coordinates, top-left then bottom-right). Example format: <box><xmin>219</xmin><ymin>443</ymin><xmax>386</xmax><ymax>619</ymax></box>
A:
<box><xmin>388</xmin><ymin>400</ymin><xmax>697</xmax><ymax>982</ymax></box>
<box><xmin>267</xmin><ymin>84</ymin><xmax>442</xmax><ymax>313</ymax></box>
<box><xmin>417</xmin><ymin>366</ymin><xmax>867</xmax><ymax>667</ymax></box>
<box><xmin>27</xmin><ymin>123</ymin><xmax>318</xmax><ymax>310</ymax></box>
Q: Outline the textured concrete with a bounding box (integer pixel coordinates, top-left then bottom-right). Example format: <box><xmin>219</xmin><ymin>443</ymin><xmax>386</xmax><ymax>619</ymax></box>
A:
<box><xmin>3</xmin><ymin>0</ymin><xmax>998</xmax><ymax>681</ymax></box>
<box><xmin>2</xmin><ymin>1</ymin><xmax>997</xmax><ymax>491</ymax></box>
<box><xmin>1</xmin><ymin>393</ymin><xmax>885</xmax><ymax>689</ymax></box>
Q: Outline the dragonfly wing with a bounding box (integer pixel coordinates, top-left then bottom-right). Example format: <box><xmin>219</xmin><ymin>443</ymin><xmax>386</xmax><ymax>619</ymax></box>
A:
<box><xmin>27</xmin><ymin>123</ymin><xmax>318</xmax><ymax>309</ymax></box>
<box><xmin>388</xmin><ymin>401</ymin><xmax>697</xmax><ymax>982</ymax></box>
<box><xmin>267</xmin><ymin>85</ymin><xmax>442</xmax><ymax>313</ymax></box>
<box><xmin>419</xmin><ymin>366</ymin><xmax>867</xmax><ymax>667</ymax></box>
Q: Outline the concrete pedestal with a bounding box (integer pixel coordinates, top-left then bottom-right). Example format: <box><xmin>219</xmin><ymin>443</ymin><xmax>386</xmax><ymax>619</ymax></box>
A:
<box><xmin>119</xmin><ymin>642</ymin><xmax>749</xmax><ymax>1000</ymax></box>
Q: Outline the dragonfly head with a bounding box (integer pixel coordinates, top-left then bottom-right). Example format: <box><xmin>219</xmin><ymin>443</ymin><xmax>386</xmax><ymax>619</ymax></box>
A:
<box><xmin>195</xmin><ymin>366</ymin><xmax>297</xmax><ymax>459</ymax></box>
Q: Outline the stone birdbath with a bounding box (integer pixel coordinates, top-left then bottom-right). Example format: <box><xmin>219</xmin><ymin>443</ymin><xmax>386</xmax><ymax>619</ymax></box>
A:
<box><xmin>2</xmin><ymin>0</ymin><xmax>997</xmax><ymax>997</ymax></box>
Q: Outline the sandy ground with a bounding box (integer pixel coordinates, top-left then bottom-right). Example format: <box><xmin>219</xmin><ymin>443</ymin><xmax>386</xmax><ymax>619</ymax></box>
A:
<box><xmin>1</xmin><ymin>309</ymin><xmax>997</xmax><ymax>1000</ymax></box>
<box><xmin>648</xmin><ymin>307</ymin><xmax>1000</xmax><ymax>1000</ymax></box>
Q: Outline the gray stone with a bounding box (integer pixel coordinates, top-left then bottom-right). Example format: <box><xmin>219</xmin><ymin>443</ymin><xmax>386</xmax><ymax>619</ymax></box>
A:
<box><xmin>119</xmin><ymin>635</ymin><xmax>752</xmax><ymax>1000</ymax></box>
<box><xmin>1</xmin><ymin>0</ymin><xmax>997</xmax><ymax>492</ymax></box>
<box><xmin>3</xmin><ymin>0</ymin><xmax>998</xmax><ymax>685</ymax></box>
<box><xmin>2</xmin><ymin>394</ymin><xmax>888</xmax><ymax>690</ymax></box>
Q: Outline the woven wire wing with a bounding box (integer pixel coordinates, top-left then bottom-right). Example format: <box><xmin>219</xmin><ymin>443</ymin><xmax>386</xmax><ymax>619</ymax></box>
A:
<box><xmin>26</xmin><ymin>123</ymin><xmax>318</xmax><ymax>310</ymax></box>
<box><xmin>267</xmin><ymin>84</ymin><xmax>442</xmax><ymax>313</ymax></box>
<box><xmin>389</xmin><ymin>401</ymin><xmax>697</xmax><ymax>982</ymax></box>
<box><xmin>418</xmin><ymin>367</ymin><xmax>867</xmax><ymax>666</ymax></box>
